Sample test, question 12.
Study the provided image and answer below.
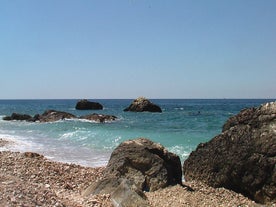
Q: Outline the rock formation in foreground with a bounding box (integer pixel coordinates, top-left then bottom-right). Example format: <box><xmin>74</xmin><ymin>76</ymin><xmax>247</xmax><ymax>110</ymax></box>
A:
<box><xmin>75</xmin><ymin>99</ymin><xmax>103</xmax><ymax>110</ymax></box>
<box><xmin>124</xmin><ymin>97</ymin><xmax>162</xmax><ymax>112</ymax></box>
<box><xmin>183</xmin><ymin>102</ymin><xmax>276</xmax><ymax>204</ymax></box>
<box><xmin>83</xmin><ymin>138</ymin><xmax>182</xmax><ymax>206</ymax></box>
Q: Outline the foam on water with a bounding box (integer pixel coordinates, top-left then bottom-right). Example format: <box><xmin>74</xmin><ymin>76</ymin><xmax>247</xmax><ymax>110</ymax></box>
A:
<box><xmin>0</xmin><ymin>130</ymin><xmax>111</xmax><ymax>167</ymax></box>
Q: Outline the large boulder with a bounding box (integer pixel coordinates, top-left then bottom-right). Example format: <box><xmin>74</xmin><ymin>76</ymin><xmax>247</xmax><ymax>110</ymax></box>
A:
<box><xmin>85</xmin><ymin>138</ymin><xmax>182</xmax><ymax>194</ymax></box>
<box><xmin>83</xmin><ymin>138</ymin><xmax>182</xmax><ymax>205</ymax></box>
<box><xmin>36</xmin><ymin>110</ymin><xmax>76</xmax><ymax>122</ymax></box>
<box><xmin>124</xmin><ymin>97</ymin><xmax>162</xmax><ymax>113</ymax></box>
<box><xmin>75</xmin><ymin>99</ymin><xmax>103</xmax><ymax>110</ymax></box>
<box><xmin>183</xmin><ymin>102</ymin><xmax>276</xmax><ymax>204</ymax></box>
<box><xmin>80</xmin><ymin>113</ymin><xmax>117</xmax><ymax>123</ymax></box>
<box><xmin>105</xmin><ymin>138</ymin><xmax>182</xmax><ymax>191</ymax></box>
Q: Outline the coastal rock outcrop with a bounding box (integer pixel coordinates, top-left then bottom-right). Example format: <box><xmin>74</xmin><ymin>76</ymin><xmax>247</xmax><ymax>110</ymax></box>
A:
<box><xmin>80</xmin><ymin>113</ymin><xmax>117</xmax><ymax>123</ymax></box>
<box><xmin>3</xmin><ymin>113</ymin><xmax>33</xmax><ymax>121</ymax></box>
<box><xmin>124</xmin><ymin>97</ymin><xmax>162</xmax><ymax>113</ymax></box>
<box><xmin>75</xmin><ymin>99</ymin><xmax>103</xmax><ymax>110</ymax></box>
<box><xmin>36</xmin><ymin>110</ymin><xmax>76</xmax><ymax>122</ymax></box>
<box><xmin>183</xmin><ymin>102</ymin><xmax>276</xmax><ymax>204</ymax></box>
<box><xmin>3</xmin><ymin>110</ymin><xmax>76</xmax><ymax>122</ymax></box>
<box><xmin>83</xmin><ymin>138</ymin><xmax>182</xmax><ymax>205</ymax></box>
<box><xmin>3</xmin><ymin>110</ymin><xmax>117</xmax><ymax>123</ymax></box>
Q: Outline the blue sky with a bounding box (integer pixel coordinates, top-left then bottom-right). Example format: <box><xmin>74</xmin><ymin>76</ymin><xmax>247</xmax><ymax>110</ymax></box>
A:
<box><xmin>0</xmin><ymin>0</ymin><xmax>275</xmax><ymax>99</ymax></box>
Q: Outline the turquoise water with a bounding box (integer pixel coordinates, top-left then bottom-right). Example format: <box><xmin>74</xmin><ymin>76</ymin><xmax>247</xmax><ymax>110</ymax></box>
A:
<box><xmin>0</xmin><ymin>99</ymin><xmax>274</xmax><ymax>167</ymax></box>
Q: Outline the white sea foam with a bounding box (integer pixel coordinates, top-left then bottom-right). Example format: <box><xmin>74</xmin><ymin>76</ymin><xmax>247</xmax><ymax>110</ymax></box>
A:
<box><xmin>0</xmin><ymin>129</ymin><xmax>111</xmax><ymax>167</ymax></box>
<box><xmin>0</xmin><ymin>133</ymin><xmax>43</xmax><ymax>152</ymax></box>
<box><xmin>168</xmin><ymin>145</ymin><xmax>191</xmax><ymax>162</ymax></box>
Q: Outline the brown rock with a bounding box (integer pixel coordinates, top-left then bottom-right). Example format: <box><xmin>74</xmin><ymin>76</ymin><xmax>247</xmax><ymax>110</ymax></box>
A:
<box><xmin>83</xmin><ymin>138</ymin><xmax>181</xmax><ymax>206</ymax></box>
<box><xmin>37</xmin><ymin>110</ymin><xmax>76</xmax><ymax>122</ymax></box>
<box><xmin>124</xmin><ymin>97</ymin><xmax>162</xmax><ymax>113</ymax></box>
<box><xmin>95</xmin><ymin>138</ymin><xmax>181</xmax><ymax>192</ymax></box>
<box><xmin>80</xmin><ymin>113</ymin><xmax>117</xmax><ymax>123</ymax></box>
<box><xmin>183</xmin><ymin>102</ymin><xmax>276</xmax><ymax>204</ymax></box>
<box><xmin>23</xmin><ymin>152</ymin><xmax>42</xmax><ymax>158</ymax></box>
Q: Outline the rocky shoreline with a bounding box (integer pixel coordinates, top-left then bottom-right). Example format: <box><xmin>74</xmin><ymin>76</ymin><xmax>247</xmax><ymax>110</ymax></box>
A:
<box><xmin>0</xmin><ymin>138</ymin><xmax>258</xmax><ymax>207</ymax></box>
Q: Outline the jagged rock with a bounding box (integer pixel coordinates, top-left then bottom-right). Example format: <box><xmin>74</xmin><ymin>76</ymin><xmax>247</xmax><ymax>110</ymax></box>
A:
<box><xmin>75</xmin><ymin>99</ymin><xmax>103</xmax><ymax>110</ymax></box>
<box><xmin>83</xmin><ymin>138</ymin><xmax>181</xmax><ymax>206</ymax></box>
<box><xmin>183</xmin><ymin>102</ymin><xmax>276</xmax><ymax>204</ymax></box>
<box><xmin>3</xmin><ymin>110</ymin><xmax>117</xmax><ymax>124</ymax></box>
<box><xmin>3</xmin><ymin>113</ymin><xmax>33</xmax><ymax>121</ymax></box>
<box><xmin>88</xmin><ymin>138</ymin><xmax>182</xmax><ymax>193</ymax></box>
<box><xmin>80</xmin><ymin>113</ymin><xmax>117</xmax><ymax>123</ymax></box>
<box><xmin>37</xmin><ymin>110</ymin><xmax>76</xmax><ymax>122</ymax></box>
<box><xmin>105</xmin><ymin>138</ymin><xmax>182</xmax><ymax>191</ymax></box>
<box><xmin>124</xmin><ymin>97</ymin><xmax>162</xmax><ymax>112</ymax></box>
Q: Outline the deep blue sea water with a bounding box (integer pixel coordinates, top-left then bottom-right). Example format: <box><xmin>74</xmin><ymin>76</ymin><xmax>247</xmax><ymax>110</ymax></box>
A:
<box><xmin>0</xmin><ymin>99</ymin><xmax>274</xmax><ymax>167</ymax></box>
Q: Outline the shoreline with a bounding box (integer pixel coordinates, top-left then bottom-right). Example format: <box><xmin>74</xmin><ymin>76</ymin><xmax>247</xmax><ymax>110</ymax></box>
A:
<box><xmin>0</xmin><ymin>137</ymin><xmax>110</xmax><ymax>168</ymax></box>
<box><xmin>0</xmin><ymin>138</ymin><xmax>258</xmax><ymax>207</ymax></box>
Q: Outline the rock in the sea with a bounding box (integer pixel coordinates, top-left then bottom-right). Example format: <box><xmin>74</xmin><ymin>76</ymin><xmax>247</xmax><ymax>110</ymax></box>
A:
<box><xmin>124</xmin><ymin>97</ymin><xmax>162</xmax><ymax>112</ymax></box>
<box><xmin>3</xmin><ymin>113</ymin><xmax>33</xmax><ymax>121</ymax></box>
<box><xmin>80</xmin><ymin>113</ymin><xmax>117</xmax><ymax>123</ymax></box>
<box><xmin>3</xmin><ymin>110</ymin><xmax>118</xmax><ymax>124</ymax></box>
<box><xmin>75</xmin><ymin>99</ymin><xmax>103</xmax><ymax>110</ymax></box>
<box><xmin>183</xmin><ymin>102</ymin><xmax>276</xmax><ymax>204</ymax></box>
<box><xmin>37</xmin><ymin>110</ymin><xmax>76</xmax><ymax>122</ymax></box>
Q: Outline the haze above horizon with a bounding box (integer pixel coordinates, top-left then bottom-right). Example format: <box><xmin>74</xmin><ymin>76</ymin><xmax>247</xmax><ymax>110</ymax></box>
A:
<box><xmin>1</xmin><ymin>0</ymin><xmax>275</xmax><ymax>99</ymax></box>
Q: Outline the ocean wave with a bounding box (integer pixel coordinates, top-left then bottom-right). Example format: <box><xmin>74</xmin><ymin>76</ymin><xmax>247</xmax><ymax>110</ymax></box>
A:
<box><xmin>0</xmin><ymin>133</ymin><xmax>43</xmax><ymax>152</ymax></box>
<box><xmin>167</xmin><ymin>145</ymin><xmax>191</xmax><ymax>162</ymax></box>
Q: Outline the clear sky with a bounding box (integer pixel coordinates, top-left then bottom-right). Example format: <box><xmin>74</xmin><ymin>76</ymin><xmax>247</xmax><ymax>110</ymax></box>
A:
<box><xmin>0</xmin><ymin>0</ymin><xmax>275</xmax><ymax>99</ymax></box>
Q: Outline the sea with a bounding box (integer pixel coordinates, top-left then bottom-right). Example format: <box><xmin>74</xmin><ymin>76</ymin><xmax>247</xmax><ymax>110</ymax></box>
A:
<box><xmin>0</xmin><ymin>99</ymin><xmax>274</xmax><ymax>167</ymax></box>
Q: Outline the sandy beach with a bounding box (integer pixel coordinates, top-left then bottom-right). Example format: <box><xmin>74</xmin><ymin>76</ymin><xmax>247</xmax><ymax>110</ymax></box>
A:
<box><xmin>0</xmin><ymin>138</ymin><xmax>260</xmax><ymax>207</ymax></box>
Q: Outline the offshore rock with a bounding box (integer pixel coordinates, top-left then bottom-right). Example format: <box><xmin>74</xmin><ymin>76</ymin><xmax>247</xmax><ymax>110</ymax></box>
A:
<box><xmin>36</xmin><ymin>110</ymin><xmax>76</xmax><ymax>122</ymax></box>
<box><xmin>124</xmin><ymin>97</ymin><xmax>162</xmax><ymax>113</ymax></box>
<box><xmin>75</xmin><ymin>99</ymin><xmax>103</xmax><ymax>110</ymax></box>
<box><xmin>3</xmin><ymin>110</ymin><xmax>118</xmax><ymax>123</ymax></box>
<box><xmin>80</xmin><ymin>113</ymin><xmax>117</xmax><ymax>123</ymax></box>
<box><xmin>183</xmin><ymin>102</ymin><xmax>276</xmax><ymax>204</ymax></box>
<box><xmin>3</xmin><ymin>110</ymin><xmax>76</xmax><ymax>123</ymax></box>
<box><xmin>3</xmin><ymin>113</ymin><xmax>33</xmax><ymax>121</ymax></box>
